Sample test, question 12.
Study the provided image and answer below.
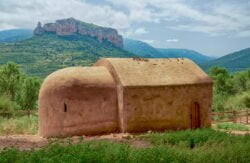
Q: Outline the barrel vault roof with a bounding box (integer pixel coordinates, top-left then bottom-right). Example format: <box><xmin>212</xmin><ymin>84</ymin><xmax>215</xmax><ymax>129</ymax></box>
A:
<box><xmin>94</xmin><ymin>58</ymin><xmax>213</xmax><ymax>87</ymax></box>
<box><xmin>41</xmin><ymin>66</ymin><xmax>115</xmax><ymax>92</ymax></box>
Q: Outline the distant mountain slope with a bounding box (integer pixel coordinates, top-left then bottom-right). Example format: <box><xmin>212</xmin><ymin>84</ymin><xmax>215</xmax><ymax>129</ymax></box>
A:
<box><xmin>123</xmin><ymin>38</ymin><xmax>162</xmax><ymax>57</ymax></box>
<box><xmin>124</xmin><ymin>38</ymin><xmax>214</xmax><ymax>64</ymax></box>
<box><xmin>201</xmin><ymin>48</ymin><xmax>250</xmax><ymax>72</ymax></box>
<box><xmin>0</xmin><ymin>34</ymin><xmax>136</xmax><ymax>77</ymax></box>
<box><xmin>0</xmin><ymin>29</ymin><xmax>33</xmax><ymax>42</ymax></box>
<box><xmin>157</xmin><ymin>48</ymin><xmax>214</xmax><ymax>64</ymax></box>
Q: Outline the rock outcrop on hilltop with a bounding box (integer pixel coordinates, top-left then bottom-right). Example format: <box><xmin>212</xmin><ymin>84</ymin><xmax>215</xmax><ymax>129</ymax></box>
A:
<box><xmin>34</xmin><ymin>18</ymin><xmax>123</xmax><ymax>48</ymax></box>
<box><xmin>33</xmin><ymin>22</ymin><xmax>44</xmax><ymax>35</ymax></box>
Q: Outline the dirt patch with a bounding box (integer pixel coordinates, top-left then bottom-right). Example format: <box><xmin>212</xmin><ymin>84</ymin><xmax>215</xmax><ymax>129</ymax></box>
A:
<box><xmin>225</xmin><ymin>130</ymin><xmax>250</xmax><ymax>135</ymax></box>
<box><xmin>130</xmin><ymin>140</ymin><xmax>152</xmax><ymax>148</ymax></box>
<box><xmin>0</xmin><ymin>133</ymin><xmax>152</xmax><ymax>150</ymax></box>
<box><xmin>0</xmin><ymin>135</ymin><xmax>47</xmax><ymax>150</ymax></box>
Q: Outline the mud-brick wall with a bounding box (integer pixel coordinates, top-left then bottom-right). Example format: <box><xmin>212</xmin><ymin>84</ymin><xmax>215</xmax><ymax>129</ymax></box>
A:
<box><xmin>120</xmin><ymin>84</ymin><xmax>212</xmax><ymax>133</ymax></box>
<box><xmin>38</xmin><ymin>66</ymin><xmax>120</xmax><ymax>137</ymax></box>
<box><xmin>39</xmin><ymin>86</ymin><xmax>118</xmax><ymax>137</ymax></box>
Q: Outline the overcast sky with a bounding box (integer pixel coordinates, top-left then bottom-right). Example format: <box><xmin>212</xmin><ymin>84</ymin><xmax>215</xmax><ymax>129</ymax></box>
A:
<box><xmin>0</xmin><ymin>0</ymin><xmax>250</xmax><ymax>57</ymax></box>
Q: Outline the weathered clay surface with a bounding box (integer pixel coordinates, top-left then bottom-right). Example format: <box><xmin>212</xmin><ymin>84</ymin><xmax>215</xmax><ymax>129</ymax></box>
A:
<box><xmin>121</xmin><ymin>84</ymin><xmax>212</xmax><ymax>132</ymax></box>
<box><xmin>94</xmin><ymin>58</ymin><xmax>213</xmax><ymax>133</ymax></box>
<box><xmin>38</xmin><ymin>67</ymin><xmax>118</xmax><ymax>137</ymax></box>
<box><xmin>33</xmin><ymin>18</ymin><xmax>123</xmax><ymax>48</ymax></box>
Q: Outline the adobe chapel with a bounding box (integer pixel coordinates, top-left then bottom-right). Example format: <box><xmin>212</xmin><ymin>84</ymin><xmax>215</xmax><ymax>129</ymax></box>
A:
<box><xmin>38</xmin><ymin>58</ymin><xmax>213</xmax><ymax>137</ymax></box>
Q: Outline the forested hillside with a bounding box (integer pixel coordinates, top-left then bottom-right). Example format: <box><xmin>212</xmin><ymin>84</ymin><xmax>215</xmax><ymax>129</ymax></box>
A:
<box><xmin>0</xmin><ymin>34</ymin><xmax>136</xmax><ymax>77</ymax></box>
<box><xmin>202</xmin><ymin>48</ymin><xmax>250</xmax><ymax>72</ymax></box>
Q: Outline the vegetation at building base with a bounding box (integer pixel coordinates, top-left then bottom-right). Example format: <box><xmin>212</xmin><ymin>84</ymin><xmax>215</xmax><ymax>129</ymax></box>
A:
<box><xmin>0</xmin><ymin>129</ymin><xmax>250</xmax><ymax>162</ymax></box>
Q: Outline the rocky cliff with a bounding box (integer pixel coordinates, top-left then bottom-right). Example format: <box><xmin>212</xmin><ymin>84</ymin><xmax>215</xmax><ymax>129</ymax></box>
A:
<box><xmin>34</xmin><ymin>18</ymin><xmax>123</xmax><ymax>48</ymax></box>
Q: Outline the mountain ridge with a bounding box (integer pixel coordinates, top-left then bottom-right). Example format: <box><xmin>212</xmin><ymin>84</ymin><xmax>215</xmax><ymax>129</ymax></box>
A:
<box><xmin>34</xmin><ymin>18</ymin><xmax>123</xmax><ymax>48</ymax></box>
<box><xmin>123</xmin><ymin>38</ymin><xmax>214</xmax><ymax>64</ymax></box>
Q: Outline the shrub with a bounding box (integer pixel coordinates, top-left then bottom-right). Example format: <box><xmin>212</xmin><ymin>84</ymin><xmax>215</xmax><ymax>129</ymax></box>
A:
<box><xmin>0</xmin><ymin>62</ymin><xmax>23</xmax><ymax>101</ymax></box>
<box><xmin>223</xmin><ymin>92</ymin><xmax>250</xmax><ymax>110</ymax></box>
<box><xmin>19</xmin><ymin>76</ymin><xmax>41</xmax><ymax>115</ymax></box>
<box><xmin>212</xmin><ymin>94</ymin><xmax>228</xmax><ymax>111</ymax></box>
<box><xmin>0</xmin><ymin>96</ymin><xmax>19</xmax><ymax>118</ymax></box>
<box><xmin>233</xmin><ymin>70</ymin><xmax>250</xmax><ymax>93</ymax></box>
<box><xmin>241</xmin><ymin>94</ymin><xmax>250</xmax><ymax>108</ymax></box>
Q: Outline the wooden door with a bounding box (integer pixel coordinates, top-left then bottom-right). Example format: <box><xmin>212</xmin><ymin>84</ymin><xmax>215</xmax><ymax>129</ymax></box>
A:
<box><xmin>191</xmin><ymin>102</ymin><xmax>201</xmax><ymax>129</ymax></box>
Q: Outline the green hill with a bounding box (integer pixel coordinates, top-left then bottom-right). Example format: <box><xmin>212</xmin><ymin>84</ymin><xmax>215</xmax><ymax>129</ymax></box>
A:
<box><xmin>157</xmin><ymin>48</ymin><xmax>214</xmax><ymax>64</ymax></box>
<box><xmin>0</xmin><ymin>34</ymin><xmax>136</xmax><ymax>77</ymax></box>
<box><xmin>124</xmin><ymin>38</ymin><xmax>162</xmax><ymax>58</ymax></box>
<box><xmin>123</xmin><ymin>38</ymin><xmax>214</xmax><ymax>64</ymax></box>
<box><xmin>0</xmin><ymin>29</ymin><xmax>33</xmax><ymax>42</ymax></box>
<box><xmin>201</xmin><ymin>48</ymin><xmax>250</xmax><ymax>72</ymax></box>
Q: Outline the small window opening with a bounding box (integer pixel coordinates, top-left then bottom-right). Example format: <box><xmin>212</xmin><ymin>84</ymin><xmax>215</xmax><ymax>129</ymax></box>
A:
<box><xmin>64</xmin><ymin>103</ymin><xmax>67</xmax><ymax>112</ymax></box>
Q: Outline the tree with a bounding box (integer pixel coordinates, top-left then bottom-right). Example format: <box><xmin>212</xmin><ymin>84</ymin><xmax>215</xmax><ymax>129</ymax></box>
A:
<box><xmin>209</xmin><ymin>66</ymin><xmax>234</xmax><ymax>95</ymax></box>
<box><xmin>0</xmin><ymin>95</ymin><xmax>18</xmax><ymax>118</ymax></box>
<box><xmin>233</xmin><ymin>70</ymin><xmax>250</xmax><ymax>92</ymax></box>
<box><xmin>20</xmin><ymin>77</ymin><xmax>41</xmax><ymax>116</ymax></box>
<box><xmin>0</xmin><ymin>62</ymin><xmax>23</xmax><ymax>100</ymax></box>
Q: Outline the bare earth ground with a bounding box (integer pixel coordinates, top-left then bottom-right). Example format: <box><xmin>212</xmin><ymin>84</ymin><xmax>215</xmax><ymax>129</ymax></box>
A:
<box><xmin>1</xmin><ymin>123</ymin><xmax>250</xmax><ymax>150</ymax></box>
<box><xmin>0</xmin><ymin>133</ymin><xmax>152</xmax><ymax>150</ymax></box>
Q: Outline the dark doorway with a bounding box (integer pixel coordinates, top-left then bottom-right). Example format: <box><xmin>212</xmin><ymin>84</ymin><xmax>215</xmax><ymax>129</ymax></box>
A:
<box><xmin>191</xmin><ymin>102</ymin><xmax>201</xmax><ymax>129</ymax></box>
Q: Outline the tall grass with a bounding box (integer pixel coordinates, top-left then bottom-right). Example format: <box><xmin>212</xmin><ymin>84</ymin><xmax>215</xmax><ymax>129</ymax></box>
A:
<box><xmin>216</xmin><ymin>122</ymin><xmax>250</xmax><ymax>131</ymax></box>
<box><xmin>0</xmin><ymin>129</ymin><xmax>250</xmax><ymax>162</ymax></box>
<box><xmin>224</xmin><ymin>92</ymin><xmax>250</xmax><ymax>110</ymax></box>
<box><xmin>0</xmin><ymin>115</ymin><xmax>38</xmax><ymax>135</ymax></box>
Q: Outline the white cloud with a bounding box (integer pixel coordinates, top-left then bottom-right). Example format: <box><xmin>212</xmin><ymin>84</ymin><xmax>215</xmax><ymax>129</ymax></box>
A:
<box><xmin>134</xmin><ymin>28</ymin><xmax>148</xmax><ymax>35</ymax></box>
<box><xmin>141</xmin><ymin>39</ymin><xmax>155</xmax><ymax>44</ymax></box>
<box><xmin>108</xmin><ymin>0</ymin><xmax>250</xmax><ymax>37</ymax></box>
<box><xmin>0</xmin><ymin>0</ymin><xmax>250</xmax><ymax>38</ymax></box>
<box><xmin>235</xmin><ymin>30</ymin><xmax>250</xmax><ymax>38</ymax></box>
<box><xmin>0</xmin><ymin>0</ymin><xmax>131</xmax><ymax>30</ymax></box>
<box><xmin>166</xmin><ymin>39</ymin><xmax>179</xmax><ymax>42</ymax></box>
<box><xmin>121</xmin><ymin>28</ymin><xmax>148</xmax><ymax>37</ymax></box>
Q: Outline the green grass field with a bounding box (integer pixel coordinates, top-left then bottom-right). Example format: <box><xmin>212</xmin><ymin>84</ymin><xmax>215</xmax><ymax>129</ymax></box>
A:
<box><xmin>0</xmin><ymin>129</ymin><xmax>249</xmax><ymax>162</ymax></box>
